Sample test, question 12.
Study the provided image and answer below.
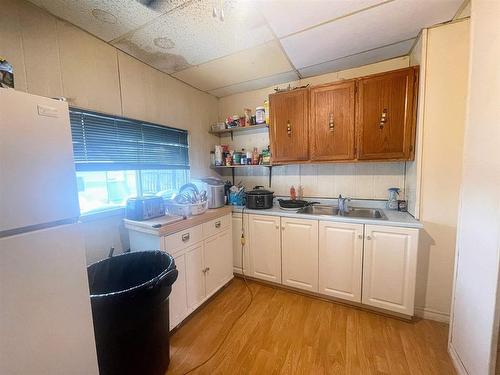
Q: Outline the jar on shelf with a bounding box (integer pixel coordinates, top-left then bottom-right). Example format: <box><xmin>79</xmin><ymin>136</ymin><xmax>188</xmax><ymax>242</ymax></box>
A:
<box><xmin>244</xmin><ymin>108</ymin><xmax>251</xmax><ymax>126</ymax></box>
<box><xmin>256</xmin><ymin>106</ymin><xmax>265</xmax><ymax>124</ymax></box>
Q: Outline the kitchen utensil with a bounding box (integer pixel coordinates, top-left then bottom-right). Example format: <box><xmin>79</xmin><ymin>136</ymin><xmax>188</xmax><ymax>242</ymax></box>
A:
<box><xmin>277</xmin><ymin>199</ymin><xmax>319</xmax><ymax>210</ymax></box>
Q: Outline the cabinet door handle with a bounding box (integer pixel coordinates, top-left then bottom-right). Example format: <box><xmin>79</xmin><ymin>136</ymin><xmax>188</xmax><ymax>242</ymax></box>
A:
<box><xmin>181</xmin><ymin>233</ymin><xmax>190</xmax><ymax>242</ymax></box>
<box><xmin>281</xmin><ymin>226</ymin><xmax>285</xmax><ymax>230</ymax></box>
<box><xmin>379</xmin><ymin>108</ymin><xmax>388</xmax><ymax>129</ymax></box>
<box><xmin>358</xmin><ymin>234</ymin><xmax>363</xmax><ymax>239</ymax></box>
<box><xmin>287</xmin><ymin>121</ymin><xmax>292</xmax><ymax>136</ymax></box>
<box><xmin>275</xmin><ymin>225</ymin><xmax>279</xmax><ymax>229</ymax></box>
<box><xmin>215</xmin><ymin>221</ymin><xmax>221</xmax><ymax>228</ymax></box>
<box><xmin>328</xmin><ymin>113</ymin><xmax>334</xmax><ymax>131</ymax></box>
<box><xmin>366</xmin><ymin>235</ymin><xmax>372</xmax><ymax>240</ymax></box>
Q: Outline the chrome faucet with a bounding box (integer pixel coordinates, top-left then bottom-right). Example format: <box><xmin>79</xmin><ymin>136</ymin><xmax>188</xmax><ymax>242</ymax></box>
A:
<box><xmin>338</xmin><ymin>194</ymin><xmax>351</xmax><ymax>214</ymax></box>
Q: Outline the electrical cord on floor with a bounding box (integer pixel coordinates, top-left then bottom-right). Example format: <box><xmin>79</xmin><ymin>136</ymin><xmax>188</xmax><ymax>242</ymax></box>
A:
<box><xmin>181</xmin><ymin>207</ymin><xmax>254</xmax><ymax>375</ymax></box>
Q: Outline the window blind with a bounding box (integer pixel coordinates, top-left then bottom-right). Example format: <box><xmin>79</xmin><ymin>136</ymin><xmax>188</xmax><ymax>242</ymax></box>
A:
<box><xmin>69</xmin><ymin>109</ymin><xmax>189</xmax><ymax>171</ymax></box>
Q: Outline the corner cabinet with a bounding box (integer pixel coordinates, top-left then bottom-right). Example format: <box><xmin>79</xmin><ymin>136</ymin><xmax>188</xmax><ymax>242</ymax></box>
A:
<box><xmin>204</xmin><ymin>229</ymin><xmax>233</xmax><ymax>296</ymax></box>
<box><xmin>310</xmin><ymin>81</ymin><xmax>356</xmax><ymax>161</ymax></box>
<box><xmin>356</xmin><ymin>67</ymin><xmax>418</xmax><ymax>160</ymax></box>
<box><xmin>361</xmin><ymin>225</ymin><xmax>419</xmax><ymax>316</ymax></box>
<box><xmin>268</xmin><ymin>67</ymin><xmax>418</xmax><ymax>163</ymax></box>
<box><xmin>231</xmin><ymin>213</ymin><xmax>249</xmax><ymax>274</ymax></box>
<box><xmin>269</xmin><ymin>88</ymin><xmax>309</xmax><ymax>163</ymax></box>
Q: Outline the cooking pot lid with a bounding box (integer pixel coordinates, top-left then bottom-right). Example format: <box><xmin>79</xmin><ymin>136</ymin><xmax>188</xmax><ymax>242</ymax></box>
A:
<box><xmin>246</xmin><ymin>186</ymin><xmax>274</xmax><ymax>195</ymax></box>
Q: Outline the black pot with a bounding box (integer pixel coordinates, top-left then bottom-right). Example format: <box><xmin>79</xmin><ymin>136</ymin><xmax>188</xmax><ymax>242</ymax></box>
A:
<box><xmin>246</xmin><ymin>186</ymin><xmax>274</xmax><ymax>209</ymax></box>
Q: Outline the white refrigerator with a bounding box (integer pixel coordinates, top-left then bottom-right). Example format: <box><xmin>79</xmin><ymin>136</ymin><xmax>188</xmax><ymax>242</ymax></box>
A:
<box><xmin>0</xmin><ymin>90</ymin><xmax>99</xmax><ymax>374</ymax></box>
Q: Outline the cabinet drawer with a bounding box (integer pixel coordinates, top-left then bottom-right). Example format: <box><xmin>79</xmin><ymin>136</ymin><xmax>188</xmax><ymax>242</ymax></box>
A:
<box><xmin>164</xmin><ymin>224</ymin><xmax>203</xmax><ymax>254</ymax></box>
<box><xmin>203</xmin><ymin>214</ymin><xmax>230</xmax><ymax>238</ymax></box>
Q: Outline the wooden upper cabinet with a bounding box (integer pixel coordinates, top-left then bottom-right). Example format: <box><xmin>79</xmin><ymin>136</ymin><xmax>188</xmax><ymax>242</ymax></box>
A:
<box><xmin>310</xmin><ymin>81</ymin><xmax>356</xmax><ymax>161</ymax></box>
<box><xmin>269</xmin><ymin>88</ymin><xmax>309</xmax><ymax>163</ymax></box>
<box><xmin>356</xmin><ymin>67</ymin><xmax>417</xmax><ymax>160</ymax></box>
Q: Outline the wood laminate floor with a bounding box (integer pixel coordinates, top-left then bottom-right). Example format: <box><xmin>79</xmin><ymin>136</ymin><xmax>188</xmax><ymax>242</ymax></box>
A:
<box><xmin>167</xmin><ymin>278</ymin><xmax>455</xmax><ymax>375</ymax></box>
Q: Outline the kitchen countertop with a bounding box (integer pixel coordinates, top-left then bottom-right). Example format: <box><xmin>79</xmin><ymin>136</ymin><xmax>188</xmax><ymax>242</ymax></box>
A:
<box><xmin>231</xmin><ymin>198</ymin><xmax>422</xmax><ymax>229</ymax></box>
<box><xmin>124</xmin><ymin>206</ymin><xmax>232</xmax><ymax>236</ymax></box>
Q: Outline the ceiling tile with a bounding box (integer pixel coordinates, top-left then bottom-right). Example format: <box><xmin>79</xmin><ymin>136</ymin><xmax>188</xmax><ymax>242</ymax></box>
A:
<box><xmin>113</xmin><ymin>0</ymin><xmax>274</xmax><ymax>74</ymax></box>
<box><xmin>171</xmin><ymin>41</ymin><xmax>293</xmax><ymax>91</ymax></box>
<box><xmin>281</xmin><ymin>0</ymin><xmax>462</xmax><ymax>69</ymax></box>
<box><xmin>28</xmin><ymin>0</ymin><xmax>187</xmax><ymax>42</ymax></box>
<box><xmin>260</xmin><ymin>0</ymin><xmax>386</xmax><ymax>38</ymax></box>
<box><xmin>298</xmin><ymin>39</ymin><xmax>415</xmax><ymax>78</ymax></box>
<box><xmin>208</xmin><ymin>71</ymin><xmax>300</xmax><ymax>98</ymax></box>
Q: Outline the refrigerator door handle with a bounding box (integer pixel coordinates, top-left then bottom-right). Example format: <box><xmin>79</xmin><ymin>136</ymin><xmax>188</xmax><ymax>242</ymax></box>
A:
<box><xmin>0</xmin><ymin>217</ymin><xmax>79</xmax><ymax>238</ymax></box>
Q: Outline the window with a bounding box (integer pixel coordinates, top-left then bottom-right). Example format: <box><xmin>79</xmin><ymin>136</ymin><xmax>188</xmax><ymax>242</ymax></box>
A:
<box><xmin>69</xmin><ymin>109</ymin><xmax>189</xmax><ymax>214</ymax></box>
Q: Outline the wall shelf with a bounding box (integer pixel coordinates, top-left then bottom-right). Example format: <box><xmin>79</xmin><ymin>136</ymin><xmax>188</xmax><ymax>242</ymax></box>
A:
<box><xmin>210</xmin><ymin>164</ymin><xmax>273</xmax><ymax>186</ymax></box>
<box><xmin>209</xmin><ymin>124</ymin><xmax>269</xmax><ymax>140</ymax></box>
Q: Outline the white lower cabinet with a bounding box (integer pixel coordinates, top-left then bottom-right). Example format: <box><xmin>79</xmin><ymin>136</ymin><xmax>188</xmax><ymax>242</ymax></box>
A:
<box><xmin>204</xmin><ymin>229</ymin><xmax>233</xmax><ymax>297</ymax></box>
<box><xmin>362</xmin><ymin>225</ymin><xmax>419</xmax><ymax>316</ymax></box>
<box><xmin>318</xmin><ymin>221</ymin><xmax>363</xmax><ymax>302</ymax></box>
<box><xmin>281</xmin><ymin>217</ymin><xmax>319</xmax><ymax>292</ymax></box>
<box><xmin>232</xmin><ymin>213</ymin><xmax>249</xmax><ymax>274</ymax></box>
<box><xmin>248</xmin><ymin>214</ymin><xmax>281</xmax><ymax>283</ymax></box>
<box><xmin>236</xmin><ymin>213</ymin><xmax>419</xmax><ymax>317</ymax></box>
<box><xmin>127</xmin><ymin>213</ymin><xmax>233</xmax><ymax>331</ymax></box>
<box><xmin>169</xmin><ymin>252</ymin><xmax>188</xmax><ymax>329</ymax></box>
<box><xmin>185</xmin><ymin>242</ymin><xmax>205</xmax><ymax>312</ymax></box>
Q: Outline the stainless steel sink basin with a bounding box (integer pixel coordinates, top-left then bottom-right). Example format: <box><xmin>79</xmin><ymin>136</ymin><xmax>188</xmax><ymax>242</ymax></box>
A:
<box><xmin>341</xmin><ymin>208</ymin><xmax>387</xmax><ymax>219</ymax></box>
<box><xmin>296</xmin><ymin>205</ymin><xmax>387</xmax><ymax>220</ymax></box>
<box><xmin>297</xmin><ymin>205</ymin><xmax>339</xmax><ymax>215</ymax></box>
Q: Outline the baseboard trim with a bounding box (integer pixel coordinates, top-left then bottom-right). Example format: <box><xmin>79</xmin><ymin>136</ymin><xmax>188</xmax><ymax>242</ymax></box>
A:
<box><xmin>234</xmin><ymin>273</ymin><xmax>414</xmax><ymax>321</ymax></box>
<box><xmin>448</xmin><ymin>342</ymin><xmax>469</xmax><ymax>375</ymax></box>
<box><xmin>414</xmin><ymin>306</ymin><xmax>450</xmax><ymax>323</ymax></box>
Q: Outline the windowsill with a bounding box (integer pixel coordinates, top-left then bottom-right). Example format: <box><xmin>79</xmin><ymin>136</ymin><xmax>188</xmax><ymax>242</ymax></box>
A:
<box><xmin>79</xmin><ymin>207</ymin><xmax>126</xmax><ymax>223</ymax></box>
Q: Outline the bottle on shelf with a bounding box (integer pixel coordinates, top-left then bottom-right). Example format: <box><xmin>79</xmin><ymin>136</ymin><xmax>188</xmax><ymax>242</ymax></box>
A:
<box><xmin>264</xmin><ymin>100</ymin><xmax>269</xmax><ymax>125</ymax></box>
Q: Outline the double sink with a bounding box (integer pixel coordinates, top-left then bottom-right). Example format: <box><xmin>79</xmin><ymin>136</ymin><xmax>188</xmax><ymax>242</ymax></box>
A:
<box><xmin>296</xmin><ymin>204</ymin><xmax>387</xmax><ymax>220</ymax></box>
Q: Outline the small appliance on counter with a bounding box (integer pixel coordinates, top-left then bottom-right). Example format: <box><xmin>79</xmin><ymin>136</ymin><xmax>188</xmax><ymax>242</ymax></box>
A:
<box><xmin>246</xmin><ymin>186</ymin><xmax>274</xmax><ymax>209</ymax></box>
<box><xmin>126</xmin><ymin>196</ymin><xmax>165</xmax><ymax>221</ymax></box>
<box><xmin>193</xmin><ymin>178</ymin><xmax>225</xmax><ymax>208</ymax></box>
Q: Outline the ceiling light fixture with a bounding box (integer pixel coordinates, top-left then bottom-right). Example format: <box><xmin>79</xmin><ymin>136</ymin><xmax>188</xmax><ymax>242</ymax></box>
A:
<box><xmin>91</xmin><ymin>9</ymin><xmax>118</xmax><ymax>24</ymax></box>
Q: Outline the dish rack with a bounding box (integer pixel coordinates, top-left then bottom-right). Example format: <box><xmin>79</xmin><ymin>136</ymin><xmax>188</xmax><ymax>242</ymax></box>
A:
<box><xmin>165</xmin><ymin>200</ymin><xmax>208</xmax><ymax>217</ymax></box>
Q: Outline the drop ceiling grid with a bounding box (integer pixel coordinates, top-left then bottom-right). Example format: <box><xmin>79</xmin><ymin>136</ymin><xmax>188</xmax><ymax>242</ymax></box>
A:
<box><xmin>28</xmin><ymin>0</ymin><xmax>189</xmax><ymax>42</ymax></box>
<box><xmin>280</xmin><ymin>0</ymin><xmax>463</xmax><ymax>69</ymax></box>
<box><xmin>259</xmin><ymin>0</ymin><xmax>388</xmax><ymax>38</ymax></box>
<box><xmin>26</xmin><ymin>0</ymin><xmax>463</xmax><ymax>97</ymax></box>
<box><xmin>112</xmin><ymin>0</ymin><xmax>276</xmax><ymax>73</ymax></box>
<box><xmin>171</xmin><ymin>40</ymin><xmax>293</xmax><ymax>91</ymax></box>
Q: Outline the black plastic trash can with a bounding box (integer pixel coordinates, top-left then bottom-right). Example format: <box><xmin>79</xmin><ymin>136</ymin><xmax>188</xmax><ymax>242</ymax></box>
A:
<box><xmin>87</xmin><ymin>251</ymin><xmax>178</xmax><ymax>375</ymax></box>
